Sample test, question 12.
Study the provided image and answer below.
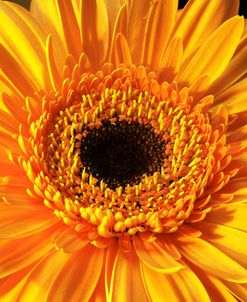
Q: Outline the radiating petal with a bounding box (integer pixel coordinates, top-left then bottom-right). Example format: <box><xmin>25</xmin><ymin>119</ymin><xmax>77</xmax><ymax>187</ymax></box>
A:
<box><xmin>17</xmin><ymin>250</ymin><xmax>69</xmax><ymax>302</ymax></box>
<box><xmin>80</xmin><ymin>0</ymin><xmax>109</xmax><ymax>69</ymax></box>
<box><xmin>196</xmin><ymin>222</ymin><xmax>247</xmax><ymax>267</ymax></box>
<box><xmin>106</xmin><ymin>243</ymin><xmax>149</xmax><ymax>302</ymax></box>
<box><xmin>177</xmin><ymin>16</ymin><xmax>244</xmax><ymax>86</ymax></box>
<box><xmin>223</xmin><ymin>281</ymin><xmax>247</xmax><ymax>302</ymax></box>
<box><xmin>214</xmin><ymin>78</ymin><xmax>247</xmax><ymax>113</ymax></box>
<box><xmin>47</xmin><ymin>245</ymin><xmax>104</xmax><ymax>302</ymax></box>
<box><xmin>206</xmin><ymin>204</ymin><xmax>247</xmax><ymax>231</ymax></box>
<box><xmin>133</xmin><ymin>235</ymin><xmax>184</xmax><ymax>274</ymax></box>
<box><xmin>208</xmin><ymin>34</ymin><xmax>247</xmax><ymax>96</ymax></box>
<box><xmin>159</xmin><ymin>37</ymin><xmax>183</xmax><ymax>83</ymax></box>
<box><xmin>141</xmin><ymin>262</ymin><xmax>210</xmax><ymax>302</ymax></box>
<box><xmin>54</xmin><ymin>226</ymin><xmax>89</xmax><ymax>253</ymax></box>
<box><xmin>127</xmin><ymin>0</ymin><xmax>150</xmax><ymax>64</ymax></box>
<box><xmin>0</xmin><ymin>1</ymin><xmax>51</xmax><ymax>91</ymax></box>
<box><xmin>141</xmin><ymin>0</ymin><xmax>178</xmax><ymax>67</ymax></box>
<box><xmin>171</xmin><ymin>0</ymin><xmax>240</xmax><ymax>61</ymax></box>
<box><xmin>0</xmin><ymin>205</ymin><xmax>57</xmax><ymax>239</ymax></box>
<box><xmin>0</xmin><ymin>228</ymin><xmax>55</xmax><ymax>278</ymax></box>
<box><xmin>175</xmin><ymin>236</ymin><xmax>247</xmax><ymax>283</ymax></box>
<box><xmin>113</xmin><ymin>33</ymin><xmax>132</xmax><ymax>67</ymax></box>
<box><xmin>30</xmin><ymin>0</ymin><xmax>67</xmax><ymax>72</ymax></box>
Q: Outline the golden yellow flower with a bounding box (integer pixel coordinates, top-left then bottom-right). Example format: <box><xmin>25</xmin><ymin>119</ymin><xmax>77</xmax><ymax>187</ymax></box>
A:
<box><xmin>0</xmin><ymin>0</ymin><xmax>247</xmax><ymax>301</ymax></box>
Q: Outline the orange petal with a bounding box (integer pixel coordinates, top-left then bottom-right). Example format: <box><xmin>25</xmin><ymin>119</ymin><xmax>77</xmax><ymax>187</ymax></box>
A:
<box><xmin>54</xmin><ymin>226</ymin><xmax>89</xmax><ymax>253</ymax></box>
<box><xmin>0</xmin><ymin>205</ymin><xmax>58</xmax><ymax>239</ymax></box>
<box><xmin>47</xmin><ymin>245</ymin><xmax>104</xmax><ymax>302</ymax></box>
<box><xmin>214</xmin><ymin>78</ymin><xmax>247</xmax><ymax>113</ymax></box>
<box><xmin>0</xmin><ymin>228</ymin><xmax>55</xmax><ymax>278</ymax></box>
<box><xmin>127</xmin><ymin>0</ymin><xmax>151</xmax><ymax>65</ymax></box>
<box><xmin>170</xmin><ymin>0</ymin><xmax>240</xmax><ymax>61</ymax></box>
<box><xmin>159</xmin><ymin>37</ymin><xmax>183</xmax><ymax>83</ymax></box>
<box><xmin>197</xmin><ymin>222</ymin><xmax>247</xmax><ymax>267</ymax></box>
<box><xmin>223</xmin><ymin>281</ymin><xmax>247</xmax><ymax>302</ymax></box>
<box><xmin>177</xmin><ymin>16</ymin><xmax>244</xmax><ymax>86</ymax></box>
<box><xmin>113</xmin><ymin>33</ymin><xmax>132</xmax><ymax>67</ymax></box>
<box><xmin>175</xmin><ymin>236</ymin><xmax>247</xmax><ymax>283</ymax></box>
<box><xmin>30</xmin><ymin>0</ymin><xmax>67</xmax><ymax>72</ymax></box>
<box><xmin>206</xmin><ymin>203</ymin><xmax>247</xmax><ymax>231</ymax></box>
<box><xmin>106</xmin><ymin>243</ymin><xmax>149</xmax><ymax>302</ymax></box>
<box><xmin>141</xmin><ymin>262</ymin><xmax>210</xmax><ymax>302</ymax></box>
<box><xmin>56</xmin><ymin>0</ymin><xmax>81</xmax><ymax>59</ymax></box>
<box><xmin>133</xmin><ymin>235</ymin><xmax>184</xmax><ymax>274</ymax></box>
<box><xmin>208</xmin><ymin>34</ymin><xmax>247</xmax><ymax>96</ymax></box>
<box><xmin>80</xmin><ymin>0</ymin><xmax>109</xmax><ymax>70</ymax></box>
<box><xmin>0</xmin><ymin>1</ymin><xmax>51</xmax><ymax>91</ymax></box>
<box><xmin>141</xmin><ymin>0</ymin><xmax>178</xmax><ymax>68</ymax></box>
<box><xmin>17</xmin><ymin>249</ymin><xmax>70</xmax><ymax>302</ymax></box>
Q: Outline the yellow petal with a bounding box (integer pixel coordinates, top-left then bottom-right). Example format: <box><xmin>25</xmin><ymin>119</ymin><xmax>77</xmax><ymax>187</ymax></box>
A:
<box><xmin>223</xmin><ymin>281</ymin><xmax>247</xmax><ymax>302</ymax></box>
<box><xmin>30</xmin><ymin>0</ymin><xmax>67</xmax><ymax>72</ymax></box>
<box><xmin>141</xmin><ymin>0</ymin><xmax>178</xmax><ymax>68</ymax></box>
<box><xmin>159</xmin><ymin>37</ymin><xmax>183</xmax><ymax>83</ymax></box>
<box><xmin>0</xmin><ymin>205</ymin><xmax>57</xmax><ymax>239</ymax></box>
<box><xmin>80</xmin><ymin>0</ymin><xmax>109</xmax><ymax>69</ymax></box>
<box><xmin>133</xmin><ymin>235</ymin><xmax>184</xmax><ymax>274</ymax></box>
<box><xmin>47</xmin><ymin>245</ymin><xmax>104</xmax><ymax>302</ymax></box>
<box><xmin>17</xmin><ymin>250</ymin><xmax>70</xmax><ymax>302</ymax></box>
<box><xmin>206</xmin><ymin>203</ymin><xmax>247</xmax><ymax>231</ymax></box>
<box><xmin>141</xmin><ymin>262</ymin><xmax>210</xmax><ymax>302</ymax></box>
<box><xmin>46</xmin><ymin>35</ymin><xmax>63</xmax><ymax>91</ymax></box>
<box><xmin>113</xmin><ymin>33</ymin><xmax>132</xmax><ymax>67</ymax></box>
<box><xmin>176</xmin><ymin>236</ymin><xmax>247</xmax><ymax>283</ymax></box>
<box><xmin>208</xmin><ymin>34</ymin><xmax>247</xmax><ymax>96</ymax></box>
<box><xmin>197</xmin><ymin>222</ymin><xmax>247</xmax><ymax>267</ymax></box>
<box><xmin>214</xmin><ymin>78</ymin><xmax>247</xmax><ymax>113</ymax></box>
<box><xmin>0</xmin><ymin>1</ymin><xmax>51</xmax><ymax>91</ymax></box>
<box><xmin>127</xmin><ymin>0</ymin><xmax>151</xmax><ymax>65</ymax></box>
<box><xmin>0</xmin><ymin>229</ymin><xmax>55</xmax><ymax>278</ymax></box>
<box><xmin>171</xmin><ymin>0</ymin><xmax>240</xmax><ymax>61</ymax></box>
<box><xmin>54</xmin><ymin>226</ymin><xmax>89</xmax><ymax>253</ymax></box>
<box><xmin>106</xmin><ymin>244</ymin><xmax>149</xmax><ymax>302</ymax></box>
<box><xmin>0</xmin><ymin>45</ymin><xmax>36</xmax><ymax>97</ymax></box>
<box><xmin>56</xmin><ymin>0</ymin><xmax>81</xmax><ymax>59</ymax></box>
<box><xmin>177</xmin><ymin>16</ymin><xmax>244</xmax><ymax>86</ymax></box>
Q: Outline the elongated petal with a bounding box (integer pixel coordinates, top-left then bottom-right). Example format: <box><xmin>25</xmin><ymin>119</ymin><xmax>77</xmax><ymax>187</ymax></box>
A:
<box><xmin>0</xmin><ymin>205</ymin><xmax>57</xmax><ymax>239</ymax></box>
<box><xmin>214</xmin><ymin>78</ymin><xmax>247</xmax><ymax>113</ymax></box>
<box><xmin>47</xmin><ymin>245</ymin><xmax>104</xmax><ymax>302</ymax></box>
<box><xmin>30</xmin><ymin>0</ymin><xmax>67</xmax><ymax>71</ymax></box>
<box><xmin>54</xmin><ymin>226</ymin><xmax>89</xmax><ymax>253</ymax></box>
<box><xmin>175</xmin><ymin>236</ymin><xmax>247</xmax><ymax>283</ymax></box>
<box><xmin>206</xmin><ymin>204</ymin><xmax>247</xmax><ymax>231</ymax></box>
<box><xmin>113</xmin><ymin>33</ymin><xmax>132</xmax><ymax>67</ymax></box>
<box><xmin>106</xmin><ymin>244</ymin><xmax>149</xmax><ymax>302</ymax></box>
<box><xmin>0</xmin><ymin>229</ymin><xmax>55</xmax><ymax>278</ymax></box>
<box><xmin>208</xmin><ymin>34</ymin><xmax>247</xmax><ymax>96</ymax></box>
<box><xmin>159</xmin><ymin>37</ymin><xmax>183</xmax><ymax>83</ymax></box>
<box><xmin>177</xmin><ymin>16</ymin><xmax>244</xmax><ymax>85</ymax></box>
<box><xmin>141</xmin><ymin>0</ymin><xmax>178</xmax><ymax>67</ymax></box>
<box><xmin>56</xmin><ymin>0</ymin><xmax>81</xmax><ymax>59</ymax></box>
<box><xmin>17</xmin><ymin>250</ymin><xmax>70</xmax><ymax>302</ymax></box>
<box><xmin>133</xmin><ymin>236</ymin><xmax>184</xmax><ymax>274</ymax></box>
<box><xmin>197</xmin><ymin>222</ymin><xmax>247</xmax><ymax>267</ymax></box>
<box><xmin>80</xmin><ymin>0</ymin><xmax>109</xmax><ymax>69</ymax></box>
<box><xmin>127</xmin><ymin>0</ymin><xmax>150</xmax><ymax>65</ymax></box>
<box><xmin>141</xmin><ymin>262</ymin><xmax>210</xmax><ymax>302</ymax></box>
<box><xmin>0</xmin><ymin>1</ymin><xmax>51</xmax><ymax>91</ymax></box>
<box><xmin>171</xmin><ymin>0</ymin><xmax>239</xmax><ymax>61</ymax></box>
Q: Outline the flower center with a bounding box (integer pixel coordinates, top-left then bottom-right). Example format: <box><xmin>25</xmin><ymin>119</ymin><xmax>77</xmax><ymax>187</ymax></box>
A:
<box><xmin>28</xmin><ymin>64</ymin><xmax>219</xmax><ymax>240</ymax></box>
<box><xmin>80</xmin><ymin>120</ymin><xmax>166</xmax><ymax>189</ymax></box>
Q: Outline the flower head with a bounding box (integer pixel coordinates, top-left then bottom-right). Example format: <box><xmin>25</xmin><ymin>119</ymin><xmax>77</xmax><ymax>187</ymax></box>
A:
<box><xmin>0</xmin><ymin>0</ymin><xmax>247</xmax><ymax>301</ymax></box>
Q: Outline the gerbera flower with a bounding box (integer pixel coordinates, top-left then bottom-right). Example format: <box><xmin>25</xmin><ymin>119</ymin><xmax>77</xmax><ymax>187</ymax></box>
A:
<box><xmin>0</xmin><ymin>0</ymin><xmax>247</xmax><ymax>301</ymax></box>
